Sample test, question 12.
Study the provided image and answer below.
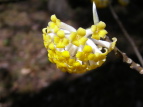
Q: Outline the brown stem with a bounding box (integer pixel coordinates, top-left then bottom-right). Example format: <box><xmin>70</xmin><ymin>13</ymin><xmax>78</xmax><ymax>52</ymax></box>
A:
<box><xmin>106</xmin><ymin>37</ymin><xmax>143</xmax><ymax>74</ymax></box>
<box><xmin>109</xmin><ymin>4</ymin><xmax>143</xmax><ymax>67</ymax></box>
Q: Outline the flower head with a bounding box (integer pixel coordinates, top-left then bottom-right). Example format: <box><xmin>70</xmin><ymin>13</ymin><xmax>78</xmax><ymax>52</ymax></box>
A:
<box><xmin>42</xmin><ymin>3</ymin><xmax>117</xmax><ymax>73</ymax></box>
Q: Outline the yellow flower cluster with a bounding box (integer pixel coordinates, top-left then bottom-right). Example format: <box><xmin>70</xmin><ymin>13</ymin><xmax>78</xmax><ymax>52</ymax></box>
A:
<box><xmin>70</xmin><ymin>28</ymin><xmax>87</xmax><ymax>46</ymax></box>
<box><xmin>91</xmin><ymin>21</ymin><xmax>107</xmax><ymax>40</ymax></box>
<box><xmin>42</xmin><ymin>14</ymin><xmax>117</xmax><ymax>73</ymax></box>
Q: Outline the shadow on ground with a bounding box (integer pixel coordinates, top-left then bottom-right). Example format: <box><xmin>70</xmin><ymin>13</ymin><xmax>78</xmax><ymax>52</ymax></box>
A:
<box><xmin>11</xmin><ymin>58</ymin><xmax>143</xmax><ymax>107</ymax></box>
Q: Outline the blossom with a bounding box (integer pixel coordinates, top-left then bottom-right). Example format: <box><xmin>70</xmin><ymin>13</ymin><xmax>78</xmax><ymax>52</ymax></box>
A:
<box><xmin>42</xmin><ymin>3</ymin><xmax>117</xmax><ymax>73</ymax></box>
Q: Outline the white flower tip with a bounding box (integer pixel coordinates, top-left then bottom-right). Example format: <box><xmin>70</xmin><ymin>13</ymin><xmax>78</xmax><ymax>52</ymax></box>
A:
<box><xmin>93</xmin><ymin>2</ymin><xmax>99</xmax><ymax>24</ymax></box>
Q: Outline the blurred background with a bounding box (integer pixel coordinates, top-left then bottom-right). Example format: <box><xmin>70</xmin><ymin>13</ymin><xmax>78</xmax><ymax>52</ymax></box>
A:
<box><xmin>0</xmin><ymin>0</ymin><xmax>143</xmax><ymax>107</ymax></box>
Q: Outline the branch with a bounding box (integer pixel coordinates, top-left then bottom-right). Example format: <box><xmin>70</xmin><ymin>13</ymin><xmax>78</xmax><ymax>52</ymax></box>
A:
<box><xmin>114</xmin><ymin>47</ymin><xmax>143</xmax><ymax>74</ymax></box>
<box><xmin>106</xmin><ymin>36</ymin><xmax>143</xmax><ymax>74</ymax></box>
<box><xmin>109</xmin><ymin>4</ymin><xmax>143</xmax><ymax>67</ymax></box>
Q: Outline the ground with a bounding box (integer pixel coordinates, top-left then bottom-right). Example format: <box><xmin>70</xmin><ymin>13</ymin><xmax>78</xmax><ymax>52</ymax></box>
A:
<box><xmin>0</xmin><ymin>0</ymin><xmax>143</xmax><ymax>107</ymax></box>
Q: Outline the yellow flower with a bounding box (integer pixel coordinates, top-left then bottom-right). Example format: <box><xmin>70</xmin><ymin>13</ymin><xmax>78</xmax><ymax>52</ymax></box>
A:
<box><xmin>42</xmin><ymin>3</ymin><xmax>117</xmax><ymax>73</ymax></box>
<box><xmin>91</xmin><ymin>21</ymin><xmax>108</xmax><ymax>40</ymax></box>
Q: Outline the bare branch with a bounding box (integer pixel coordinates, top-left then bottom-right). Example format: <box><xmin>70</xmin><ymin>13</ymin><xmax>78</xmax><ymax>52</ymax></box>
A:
<box><xmin>109</xmin><ymin>4</ymin><xmax>143</xmax><ymax>67</ymax></box>
<box><xmin>106</xmin><ymin>37</ymin><xmax>143</xmax><ymax>74</ymax></box>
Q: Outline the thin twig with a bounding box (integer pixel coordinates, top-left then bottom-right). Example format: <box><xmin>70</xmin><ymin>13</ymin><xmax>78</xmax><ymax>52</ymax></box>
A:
<box><xmin>106</xmin><ymin>37</ymin><xmax>143</xmax><ymax>74</ymax></box>
<box><xmin>114</xmin><ymin>47</ymin><xmax>143</xmax><ymax>74</ymax></box>
<box><xmin>109</xmin><ymin>4</ymin><xmax>143</xmax><ymax>67</ymax></box>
